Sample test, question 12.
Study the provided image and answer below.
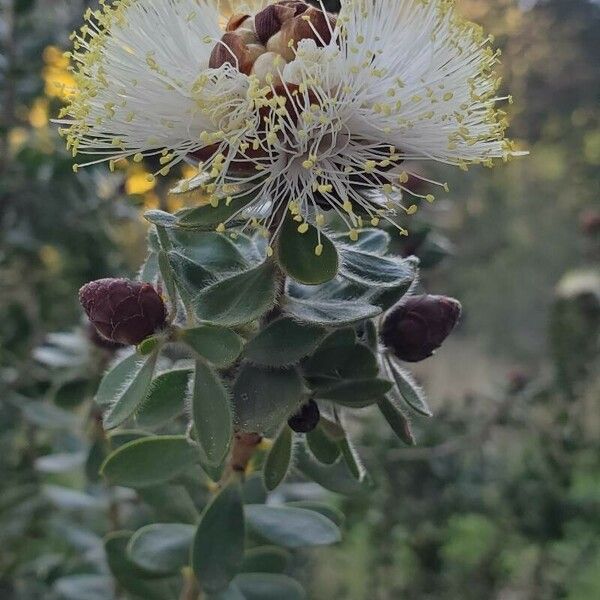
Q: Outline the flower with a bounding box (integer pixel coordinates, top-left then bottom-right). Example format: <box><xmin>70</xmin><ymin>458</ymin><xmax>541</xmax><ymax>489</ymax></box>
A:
<box><xmin>79</xmin><ymin>278</ymin><xmax>167</xmax><ymax>346</ymax></box>
<box><xmin>59</xmin><ymin>0</ymin><xmax>521</xmax><ymax>246</ymax></box>
<box><xmin>381</xmin><ymin>295</ymin><xmax>462</xmax><ymax>362</ymax></box>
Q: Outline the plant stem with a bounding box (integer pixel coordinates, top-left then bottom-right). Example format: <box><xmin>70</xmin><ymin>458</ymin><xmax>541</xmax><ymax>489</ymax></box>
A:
<box><xmin>180</xmin><ymin>568</ymin><xmax>202</xmax><ymax>600</ymax></box>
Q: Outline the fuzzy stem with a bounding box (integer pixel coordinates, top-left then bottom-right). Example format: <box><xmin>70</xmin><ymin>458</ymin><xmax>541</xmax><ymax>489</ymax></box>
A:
<box><xmin>229</xmin><ymin>432</ymin><xmax>263</xmax><ymax>477</ymax></box>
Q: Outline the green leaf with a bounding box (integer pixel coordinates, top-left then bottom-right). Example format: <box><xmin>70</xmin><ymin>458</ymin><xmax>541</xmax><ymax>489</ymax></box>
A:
<box><xmin>168</xmin><ymin>250</ymin><xmax>213</xmax><ymax>301</ymax></box>
<box><xmin>127</xmin><ymin>523</ymin><xmax>195</xmax><ymax>575</ymax></box>
<box><xmin>337</xmin><ymin>228</ymin><xmax>391</xmax><ymax>255</ymax></box>
<box><xmin>276</xmin><ymin>214</ymin><xmax>338</xmax><ymax>285</ymax></box>
<box><xmin>105</xmin><ymin>532</ymin><xmax>177</xmax><ymax>600</ymax></box>
<box><xmin>172</xmin><ymin>231</ymin><xmax>247</xmax><ymax>272</ymax></box>
<box><xmin>303</xmin><ymin>329</ymin><xmax>357</xmax><ymax>375</ymax></box>
<box><xmin>192</xmin><ymin>360</ymin><xmax>232</xmax><ymax>467</ymax></box>
<box><xmin>177</xmin><ymin>192</ymin><xmax>256</xmax><ymax>229</ymax></box>
<box><xmin>245</xmin><ymin>505</ymin><xmax>340</xmax><ymax>548</ymax></box>
<box><xmin>340</xmin><ymin>248</ymin><xmax>417</xmax><ymax>288</ymax></box>
<box><xmin>294</xmin><ymin>444</ymin><xmax>369</xmax><ymax>496</ymax></box>
<box><xmin>96</xmin><ymin>353</ymin><xmax>141</xmax><ymax>408</ymax></box>
<box><xmin>19</xmin><ymin>399</ymin><xmax>77</xmax><ymax>429</ymax></box>
<box><xmin>138</xmin><ymin>335</ymin><xmax>162</xmax><ymax>356</ymax></box>
<box><xmin>103</xmin><ymin>353</ymin><xmax>158</xmax><ymax>430</ymax></box>
<box><xmin>54</xmin><ymin>575</ymin><xmax>114</xmax><ymax>600</ymax></box>
<box><xmin>138</xmin><ymin>485</ymin><xmax>199</xmax><ymax>524</ymax></box>
<box><xmin>306</xmin><ymin>425</ymin><xmax>340</xmax><ymax>465</ymax></box>
<box><xmin>158</xmin><ymin>250</ymin><xmax>178</xmax><ymax>307</ymax></box>
<box><xmin>285</xmin><ymin>502</ymin><xmax>345</xmax><ymax>527</ymax></box>
<box><xmin>338</xmin><ymin>436</ymin><xmax>364</xmax><ymax>481</ymax></box>
<box><xmin>244</xmin><ymin>317</ymin><xmax>325</xmax><ymax>367</ymax></box>
<box><xmin>227</xmin><ymin>574</ymin><xmax>305</xmax><ymax>600</ymax></box>
<box><xmin>145</xmin><ymin>210</ymin><xmax>178</xmax><ymax>228</ymax></box>
<box><xmin>263</xmin><ymin>426</ymin><xmax>293</xmax><ymax>491</ymax></box>
<box><xmin>192</xmin><ymin>480</ymin><xmax>245</xmax><ymax>594</ymax></box>
<box><xmin>377</xmin><ymin>396</ymin><xmax>415</xmax><ymax>446</ymax></box>
<box><xmin>240</xmin><ymin>547</ymin><xmax>290</xmax><ymax>574</ymax></box>
<box><xmin>336</xmin><ymin>343</ymin><xmax>379</xmax><ymax>379</ymax></box>
<box><xmin>242</xmin><ymin>474</ymin><xmax>268</xmax><ymax>505</ymax></box>
<box><xmin>182</xmin><ymin>325</ymin><xmax>244</xmax><ymax>368</ymax></box>
<box><xmin>229</xmin><ymin>232</ymin><xmax>265</xmax><ymax>265</ymax></box>
<box><xmin>314</xmin><ymin>379</ymin><xmax>392</xmax><ymax>408</ymax></box>
<box><xmin>135</xmin><ymin>369</ymin><xmax>191</xmax><ymax>429</ymax></box>
<box><xmin>108</xmin><ymin>429</ymin><xmax>148</xmax><ymax>449</ymax></box>
<box><xmin>370</xmin><ymin>257</ymin><xmax>420</xmax><ymax>311</ymax></box>
<box><xmin>194</xmin><ymin>262</ymin><xmax>277</xmax><ymax>326</ymax></box>
<box><xmin>364</xmin><ymin>320</ymin><xmax>379</xmax><ymax>351</ymax></box>
<box><xmin>101</xmin><ymin>436</ymin><xmax>198</xmax><ymax>488</ymax></box>
<box><xmin>232</xmin><ymin>364</ymin><xmax>306</xmax><ymax>435</ymax></box>
<box><xmin>386</xmin><ymin>356</ymin><xmax>432</xmax><ymax>417</ymax></box>
<box><xmin>283</xmin><ymin>296</ymin><xmax>381</xmax><ymax>326</ymax></box>
<box><xmin>139</xmin><ymin>251</ymin><xmax>160</xmax><ymax>284</ymax></box>
<box><xmin>53</xmin><ymin>378</ymin><xmax>89</xmax><ymax>409</ymax></box>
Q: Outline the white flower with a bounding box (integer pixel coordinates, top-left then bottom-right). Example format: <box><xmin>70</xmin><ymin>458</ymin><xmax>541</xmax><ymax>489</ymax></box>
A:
<box><xmin>59</xmin><ymin>0</ymin><xmax>522</xmax><ymax>246</ymax></box>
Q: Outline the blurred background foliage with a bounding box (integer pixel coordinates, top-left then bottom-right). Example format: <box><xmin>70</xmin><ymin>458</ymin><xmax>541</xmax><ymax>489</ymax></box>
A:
<box><xmin>0</xmin><ymin>0</ymin><xmax>598</xmax><ymax>598</ymax></box>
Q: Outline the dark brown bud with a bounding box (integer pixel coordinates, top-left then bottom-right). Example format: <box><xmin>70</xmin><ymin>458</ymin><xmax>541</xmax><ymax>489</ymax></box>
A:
<box><xmin>277</xmin><ymin>1</ymin><xmax>311</xmax><ymax>17</ymax></box>
<box><xmin>288</xmin><ymin>400</ymin><xmax>320</xmax><ymax>433</ymax></box>
<box><xmin>381</xmin><ymin>295</ymin><xmax>462</xmax><ymax>362</ymax></box>
<box><xmin>79</xmin><ymin>278</ymin><xmax>166</xmax><ymax>346</ymax></box>
<box><xmin>254</xmin><ymin>3</ymin><xmax>296</xmax><ymax>44</ymax></box>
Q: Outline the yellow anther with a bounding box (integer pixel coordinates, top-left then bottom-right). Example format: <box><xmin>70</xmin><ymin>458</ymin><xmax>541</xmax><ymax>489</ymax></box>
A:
<box><xmin>399</xmin><ymin>172</ymin><xmax>409</xmax><ymax>184</ymax></box>
<box><xmin>315</xmin><ymin>244</ymin><xmax>324</xmax><ymax>257</ymax></box>
<box><xmin>298</xmin><ymin>223</ymin><xmax>309</xmax><ymax>234</ymax></box>
<box><xmin>216</xmin><ymin>223</ymin><xmax>226</xmax><ymax>233</ymax></box>
<box><xmin>349</xmin><ymin>229</ymin><xmax>359</xmax><ymax>242</ymax></box>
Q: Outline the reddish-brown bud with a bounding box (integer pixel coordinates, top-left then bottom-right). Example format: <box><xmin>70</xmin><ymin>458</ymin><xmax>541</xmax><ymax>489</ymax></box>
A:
<box><xmin>381</xmin><ymin>295</ymin><xmax>462</xmax><ymax>363</ymax></box>
<box><xmin>86</xmin><ymin>321</ymin><xmax>124</xmax><ymax>351</ymax></box>
<box><xmin>209</xmin><ymin>32</ymin><xmax>258</xmax><ymax>75</ymax></box>
<box><xmin>79</xmin><ymin>278</ymin><xmax>166</xmax><ymax>346</ymax></box>
<box><xmin>226</xmin><ymin>13</ymin><xmax>250</xmax><ymax>32</ymax></box>
<box><xmin>280</xmin><ymin>6</ymin><xmax>335</xmax><ymax>51</ymax></box>
<box><xmin>288</xmin><ymin>400</ymin><xmax>320</xmax><ymax>433</ymax></box>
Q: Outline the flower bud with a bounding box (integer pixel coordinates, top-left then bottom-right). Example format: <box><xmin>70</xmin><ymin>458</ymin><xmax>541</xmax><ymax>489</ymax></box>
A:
<box><xmin>251</xmin><ymin>51</ymin><xmax>286</xmax><ymax>86</ymax></box>
<box><xmin>86</xmin><ymin>321</ymin><xmax>124</xmax><ymax>351</ymax></box>
<box><xmin>210</xmin><ymin>1</ymin><xmax>335</xmax><ymax>84</ymax></box>
<box><xmin>288</xmin><ymin>400</ymin><xmax>320</xmax><ymax>433</ymax></box>
<box><xmin>381</xmin><ymin>295</ymin><xmax>462</xmax><ymax>362</ymax></box>
<box><xmin>209</xmin><ymin>32</ymin><xmax>259</xmax><ymax>75</ymax></box>
<box><xmin>79</xmin><ymin>278</ymin><xmax>166</xmax><ymax>346</ymax></box>
<box><xmin>255</xmin><ymin>3</ymin><xmax>296</xmax><ymax>45</ymax></box>
<box><xmin>226</xmin><ymin>13</ymin><xmax>251</xmax><ymax>32</ymax></box>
